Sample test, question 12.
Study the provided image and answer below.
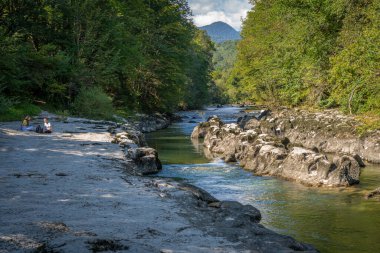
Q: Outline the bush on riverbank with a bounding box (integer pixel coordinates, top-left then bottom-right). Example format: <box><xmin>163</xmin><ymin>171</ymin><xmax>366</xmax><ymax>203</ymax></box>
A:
<box><xmin>0</xmin><ymin>102</ymin><xmax>41</xmax><ymax>122</ymax></box>
<box><xmin>72</xmin><ymin>87</ymin><xmax>114</xmax><ymax>120</ymax></box>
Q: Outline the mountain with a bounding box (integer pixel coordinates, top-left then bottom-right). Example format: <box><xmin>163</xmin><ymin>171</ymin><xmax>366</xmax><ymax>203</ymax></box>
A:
<box><xmin>199</xmin><ymin>22</ymin><xmax>240</xmax><ymax>43</ymax></box>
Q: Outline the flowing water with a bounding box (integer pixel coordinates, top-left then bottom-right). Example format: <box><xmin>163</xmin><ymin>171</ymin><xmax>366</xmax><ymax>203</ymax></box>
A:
<box><xmin>146</xmin><ymin>107</ymin><xmax>380</xmax><ymax>253</ymax></box>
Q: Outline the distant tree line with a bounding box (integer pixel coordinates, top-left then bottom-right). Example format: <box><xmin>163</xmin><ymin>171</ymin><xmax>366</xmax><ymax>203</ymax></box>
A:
<box><xmin>0</xmin><ymin>0</ymin><xmax>214</xmax><ymax>117</ymax></box>
<box><xmin>224</xmin><ymin>0</ymin><xmax>379</xmax><ymax>115</ymax></box>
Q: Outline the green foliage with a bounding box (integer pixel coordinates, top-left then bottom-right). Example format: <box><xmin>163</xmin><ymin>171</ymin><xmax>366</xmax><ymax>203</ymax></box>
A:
<box><xmin>0</xmin><ymin>103</ymin><xmax>41</xmax><ymax>122</ymax></box>
<box><xmin>182</xmin><ymin>29</ymin><xmax>215</xmax><ymax>109</ymax></box>
<box><xmin>0</xmin><ymin>94</ymin><xmax>14</xmax><ymax>115</ymax></box>
<box><xmin>72</xmin><ymin>87</ymin><xmax>114</xmax><ymax>120</ymax></box>
<box><xmin>211</xmin><ymin>40</ymin><xmax>238</xmax><ymax>104</ymax></box>
<box><xmin>0</xmin><ymin>0</ymin><xmax>213</xmax><ymax>115</ymax></box>
<box><xmin>229</xmin><ymin>0</ymin><xmax>379</xmax><ymax>115</ymax></box>
<box><xmin>329</xmin><ymin>0</ymin><xmax>380</xmax><ymax>114</ymax></box>
<box><xmin>355</xmin><ymin>112</ymin><xmax>380</xmax><ymax>136</ymax></box>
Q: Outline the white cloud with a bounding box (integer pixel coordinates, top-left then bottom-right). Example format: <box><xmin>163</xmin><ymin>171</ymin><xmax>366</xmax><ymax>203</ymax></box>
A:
<box><xmin>188</xmin><ymin>0</ymin><xmax>252</xmax><ymax>30</ymax></box>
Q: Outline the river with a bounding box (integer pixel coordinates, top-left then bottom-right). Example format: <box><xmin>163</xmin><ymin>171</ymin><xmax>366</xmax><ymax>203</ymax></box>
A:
<box><xmin>146</xmin><ymin>106</ymin><xmax>380</xmax><ymax>253</ymax></box>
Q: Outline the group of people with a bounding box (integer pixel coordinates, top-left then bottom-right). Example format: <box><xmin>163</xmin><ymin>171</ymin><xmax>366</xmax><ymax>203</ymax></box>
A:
<box><xmin>21</xmin><ymin>116</ymin><xmax>52</xmax><ymax>133</ymax></box>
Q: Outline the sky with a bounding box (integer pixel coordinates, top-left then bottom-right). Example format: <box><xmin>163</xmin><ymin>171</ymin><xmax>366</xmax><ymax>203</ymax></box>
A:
<box><xmin>188</xmin><ymin>0</ymin><xmax>252</xmax><ymax>31</ymax></box>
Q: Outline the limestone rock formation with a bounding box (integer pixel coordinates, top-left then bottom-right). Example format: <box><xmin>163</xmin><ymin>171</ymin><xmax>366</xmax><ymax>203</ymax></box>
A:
<box><xmin>193</xmin><ymin>116</ymin><xmax>363</xmax><ymax>187</ymax></box>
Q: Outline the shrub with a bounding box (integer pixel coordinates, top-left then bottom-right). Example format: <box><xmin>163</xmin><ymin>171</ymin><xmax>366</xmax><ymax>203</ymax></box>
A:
<box><xmin>0</xmin><ymin>95</ymin><xmax>13</xmax><ymax>115</ymax></box>
<box><xmin>0</xmin><ymin>102</ymin><xmax>41</xmax><ymax>122</ymax></box>
<box><xmin>72</xmin><ymin>87</ymin><xmax>114</xmax><ymax>120</ymax></box>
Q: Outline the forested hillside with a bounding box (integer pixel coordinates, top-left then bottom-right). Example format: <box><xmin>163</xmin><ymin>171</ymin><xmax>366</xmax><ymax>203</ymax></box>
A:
<box><xmin>228</xmin><ymin>0</ymin><xmax>379</xmax><ymax>115</ymax></box>
<box><xmin>211</xmin><ymin>40</ymin><xmax>238</xmax><ymax>104</ymax></box>
<box><xmin>0</xmin><ymin>0</ymin><xmax>214</xmax><ymax>119</ymax></box>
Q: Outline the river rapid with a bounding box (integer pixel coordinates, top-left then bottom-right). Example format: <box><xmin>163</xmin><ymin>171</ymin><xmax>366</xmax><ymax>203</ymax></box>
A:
<box><xmin>146</xmin><ymin>106</ymin><xmax>380</xmax><ymax>253</ymax></box>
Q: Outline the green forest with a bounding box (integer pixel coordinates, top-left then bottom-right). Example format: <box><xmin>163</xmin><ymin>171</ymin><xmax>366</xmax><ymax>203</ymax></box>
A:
<box><xmin>1</xmin><ymin>0</ymin><xmax>379</xmax><ymax>122</ymax></box>
<box><xmin>0</xmin><ymin>0</ymin><xmax>213</xmax><ymax>120</ymax></box>
<box><xmin>226</xmin><ymin>0</ymin><xmax>380</xmax><ymax>115</ymax></box>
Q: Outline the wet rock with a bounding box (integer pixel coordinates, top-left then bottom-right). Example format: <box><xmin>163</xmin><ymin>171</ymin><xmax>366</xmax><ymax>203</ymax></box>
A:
<box><xmin>38</xmin><ymin>222</ymin><xmax>70</xmax><ymax>232</ymax></box>
<box><xmin>178</xmin><ymin>183</ymin><xmax>219</xmax><ymax>203</ymax></box>
<box><xmin>353</xmin><ymin>154</ymin><xmax>366</xmax><ymax>167</ymax></box>
<box><xmin>169</xmin><ymin>181</ymin><xmax>317</xmax><ymax>252</ymax></box>
<box><xmin>220</xmin><ymin>201</ymin><xmax>262</xmax><ymax>223</ymax></box>
<box><xmin>329</xmin><ymin>156</ymin><xmax>361</xmax><ymax>186</ymax></box>
<box><xmin>365</xmin><ymin>187</ymin><xmax>380</xmax><ymax>199</ymax></box>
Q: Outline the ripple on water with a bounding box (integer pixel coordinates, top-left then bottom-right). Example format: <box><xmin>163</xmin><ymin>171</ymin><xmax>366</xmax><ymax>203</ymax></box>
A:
<box><xmin>146</xmin><ymin>106</ymin><xmax>380</xmax><ymax>253</ymax></box>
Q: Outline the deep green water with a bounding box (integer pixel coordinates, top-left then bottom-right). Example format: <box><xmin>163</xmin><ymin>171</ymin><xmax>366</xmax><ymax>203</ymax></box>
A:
<box><xmin>146</xmin><ymin>107</ymin><xmax>380</xmax><ymax>253</ymax></box>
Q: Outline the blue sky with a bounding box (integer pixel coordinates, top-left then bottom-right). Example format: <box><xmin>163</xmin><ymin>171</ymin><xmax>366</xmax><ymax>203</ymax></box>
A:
<box><xmin>188</xmin><ymin>0</ymin><xmax>252</xmax><ymax>30</ymax></box>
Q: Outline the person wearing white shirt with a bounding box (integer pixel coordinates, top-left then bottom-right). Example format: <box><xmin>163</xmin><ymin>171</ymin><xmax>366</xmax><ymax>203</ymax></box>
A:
<box><xmin>43</xmin><ymin>117</ymin><xmax>52</xmax><ymax>133</ymax></box>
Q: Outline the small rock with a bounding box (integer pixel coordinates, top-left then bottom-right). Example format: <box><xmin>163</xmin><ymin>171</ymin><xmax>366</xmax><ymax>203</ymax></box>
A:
<box><xmin>365</xmin><ymin>187</ymin><xmax>380</xmax><ymax>199</ymax></box>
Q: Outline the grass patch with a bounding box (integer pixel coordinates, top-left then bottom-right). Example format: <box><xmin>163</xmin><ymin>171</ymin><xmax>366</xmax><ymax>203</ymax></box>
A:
<box><xmin>0</xmin><ymin>103</ymin><xmax>41</xmax><ymax>122</ymax></box>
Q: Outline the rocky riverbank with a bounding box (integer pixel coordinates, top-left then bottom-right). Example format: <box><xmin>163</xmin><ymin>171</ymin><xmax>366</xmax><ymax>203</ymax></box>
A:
<box><xmin>191</xmin><ymin>108</ymin><xmax>373</xmax><ymax>187</ymax></box>
<box><xmin>243</xmin><ymin>108</ymin><xmax>380</xmax><ymax>163</ymax></box>
<box><xmin>0</xmin><ymin>112</ymin><xmax>318</xmax><ymax>252</ymax></box>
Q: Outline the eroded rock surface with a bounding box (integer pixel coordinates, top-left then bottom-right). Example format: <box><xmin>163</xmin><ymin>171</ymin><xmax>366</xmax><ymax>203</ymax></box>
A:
<box><xmin>0</xmin><ymin>113</ymin><xmax>319</xmax><ymax>252</ymax></box>
<box><xmin>110</xmin><ymin>121</ymin><xmax>162</xmax><ymax>175</ymax></box>
<box><xmin>193</xmin><ymin>116</ymin><xmax>362</xmax><ymax>187</ymax></box>
<box><xmin>153</xmin><ymin>180</ymin><xmax>317</xmax><ymax>253</ymax></box>
<box><xmin>242</xmin><ymin>108</ymin><xmax>380</xmax><ymax>163</ymax></box>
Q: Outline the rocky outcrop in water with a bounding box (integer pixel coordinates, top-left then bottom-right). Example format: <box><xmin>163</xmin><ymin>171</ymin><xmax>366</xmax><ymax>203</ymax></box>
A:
<box><xmin>152</xmin><ymin>180</ymin><xmax>317</xmax><ymax>252</ymax></box>
<box><xmin>193</xmin><ymin>116</ymin><xmax>362</xmax><ymax>187</ymax></box>
<box><xmin>126</xmin><ymin>147</ymin><xmax>162</xmax><ymax>175</ymax></box>
<box><xmin>110</xmin><ymin>120</ymin><xmax>162</xmax><ymax>175</ymax></box>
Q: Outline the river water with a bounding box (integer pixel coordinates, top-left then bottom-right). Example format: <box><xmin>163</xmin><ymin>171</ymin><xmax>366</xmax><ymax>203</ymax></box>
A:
<box><xmin>146</xmin><ymin>107</ymin><xmax>380</xmax><ymax>253</ymax></box>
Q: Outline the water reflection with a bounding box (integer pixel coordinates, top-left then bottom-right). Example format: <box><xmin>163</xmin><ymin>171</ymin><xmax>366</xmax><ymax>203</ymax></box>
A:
<box><xmin>146</xmin><ymin>106</ymin><xmax>380</xmax><ymax>253</ymax></box>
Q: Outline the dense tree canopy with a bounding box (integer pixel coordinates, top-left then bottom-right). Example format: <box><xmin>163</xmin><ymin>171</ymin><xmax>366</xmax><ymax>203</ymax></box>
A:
<box><xmin>0</xmin><ymin>0</ymin><xmax>214</xmax><ymax>115</ymax></box>
<box><xmin>211</xmin><ymin>40</ymin><xmax>238</xmax><ymax>104</ymax></box>
<box><xmin>228</xmin><ymin>0</ymin><xmax>379</xmax><ymax>114</ymax></box>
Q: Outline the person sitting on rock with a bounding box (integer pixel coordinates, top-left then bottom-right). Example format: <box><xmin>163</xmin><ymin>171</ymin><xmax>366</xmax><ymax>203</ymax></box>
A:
<box><xmin>20</xmin><ymin>115</ymin><xmax>34</xmax><ymax>131</ymax></box>
<box><xmin>43</xmin><ymin>117</ymin><xmax>52</xmax><ymax>133</ymax></box>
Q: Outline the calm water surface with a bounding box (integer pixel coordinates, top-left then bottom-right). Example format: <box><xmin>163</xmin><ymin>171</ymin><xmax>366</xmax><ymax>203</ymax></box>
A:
<box><xmin>146</xmin><ymin>107</ymin><xmax>380</xmax><ymax>253</ymax></box>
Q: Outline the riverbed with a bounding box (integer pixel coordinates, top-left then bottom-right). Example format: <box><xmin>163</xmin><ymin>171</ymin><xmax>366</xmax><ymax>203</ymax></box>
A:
<box><xmin>146</xmin><ymin>106</ymin><xmax>380</xmax><ymax>253</ymax></box>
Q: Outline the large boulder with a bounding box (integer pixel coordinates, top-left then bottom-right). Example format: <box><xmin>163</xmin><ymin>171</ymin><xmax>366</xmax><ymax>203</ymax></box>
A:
<box><xmin>280</xmin><ymin>147</ymin><xmax>335</xmax><ymax>186</ymax></box>
<box><xmin>126</xmin><ymin>147</ymin><xmax>162</xmax><ymax>175</ymax></box>
<box><xmin>328</xmin><ymin>155</ymin><xmax>361</xmax><ymax>186</ymax></box>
